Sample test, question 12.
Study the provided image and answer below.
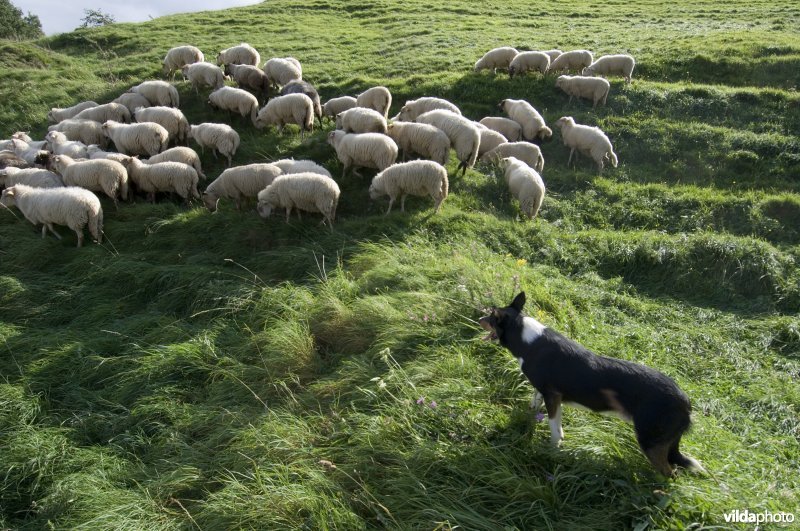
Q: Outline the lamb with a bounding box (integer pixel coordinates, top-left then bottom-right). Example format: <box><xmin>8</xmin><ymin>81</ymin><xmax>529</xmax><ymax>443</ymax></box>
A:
<box><xmin>188</xmin><ymin>123</ymin><xmax>240</xmax><ymax>167</ymax></box>
<box><xmin>474</xmin><ymin>123</ymin><xmax>508</xmax><ymax>157</ymax></box>
<box><xmin>0</xmin><ymin>184</ymin><xmax>103</xmax><ymax>247</ymax></box>
<box><xmin>548</xmin><ymin>50</ymin><xmax>594</xmax><ymax>74</ymax></box>
<box><xmin>336</xmin><ymin>107</ymin><xmax>388</xmax><ymax>134</ymax></box>
<box><xmin>0</xmin><ymin>167</ymin><xmax>64</xmax><ymax>189</ymax></box>
<box><xmin>48</xmin><ymin>119</ymin><xmax>109</xmax><ymax>148</ymax></box>
<box><xmin>113</xmin><ymin>92</ymin><xmax>153</xmax><ymax>114</ymax></box>
<box><xmin>47</xmin><ymin>101</ymin><xmax>99</xmax><ymax>124</ymax></box>
<box><xmin>555</xmin><ymin>75</ymin><xmax>611</xmax><ymax>108</ymax></box>
<box><xmin>181</xmin><ymin>62</ymin><xmax>226</xmax><ymax>94</ymax></box>
<box><xmin>369</xmin><ymin>160</ymin><xmax>449</xmax><ymax>215</ymax></box>
<box><xmin>500</xmin><ymin>156</ymin><xmax>546</xmax><ymax>220</ymax></box>
<box><xmin>253</xmin><ymin>93</ymin><xmax>314</xmax><ymax>137</ymax></box>
<box><xmin>202</xmin><ymin>163</ymin><xmax>283</xmax><ymax>211</ymax></box>
<box><xmin>73</xmin><ymin>102</ymin><xmax>132</xmax><ymax>124</ymax></box>
<box><xmin>257</xmin><ymin>173</ymin><xmax>340</xmax><ymax>229</ymax></box>
<box><xmin>272</xmin><ymin>159</ymin><xmax>332</xmax><ymax>179</ymax></box>
<box><xmin>474</xmin><ymin>47</ymin><xmax>519</xmax><ymax>73</ymax></box>
<box><xmin>416</xmin><ymin>109</ymin><xmax>481</xmax><ymax>175</ymax></box>
<box><xmin>322</xmin><ymin>96</ymin><xmax>357</xmax><ymax>121</ymax></box>
<box><xmin>393</xmin><ymin>96</ymin><xmax>462</xmax><ymax>122</ymax></box>
<box><xmin>216</xmin><ymin>43</ymin><xmax>261</xmax><ymax>67</ymax></box>
<box><xmin>144</xmin><ymin>147</ymin><xmax>205</xmax><ymax>180</ymax></box>
<box><xmin>356</xmin><ymin>86</ymin><xmax>392</xmax><ymax>119</ymax></box>
<box><xmin>51</xmin><ymin>154</ymin><xmax>128</xmax><ymax>208</ymax></box>
<box><xmin>162</xmin><ymin>45</ymin><xmax>204</xmax><ymax>79</ymax></box>
<box><xmin>102</xmin><ymin>120</ymin><xmax>169</xmax><ymax>157</ymax></box>
<box><xmin>124</xmin><ymin>157</ymin><xmax>200</xmax><ymax>203</ymax></box>
<box><xmin>327</xmin><ymin>130</ymin><xmax>398</xmax><ymax>179</ymax></box>
<box><xmin>280</xmin><ymin>80</ymin><xmax>322</xmax><ymax>123</ymax></box>
<box><xmin>508</xmin><ymin>51</ymin><xmax>551</xmax><ymax>78</ymax></box>
<box><xmin>481</xmin><ymin>141</ymin><xmax>544</xmax><ymax>173</ymax></box>
<box><xmin>207</xmin><ymin>86</ymin><xmax>260</xmax><ymax>125</ymax></box>
<box><xmin>225</xmin><ymin>63</ymin><xmax>270</xmax><ymax>103</ymax></box>
<box><xmin>263</xmin><ymin>57</ymin><xmax>302</xmax><ymax>88</ymax></box>
<box><xmin>498</xmin><ymin>99</ymin><xmax>552</xmax><ymax>142</ymax></box>
<box><xmin>129</xmin><ymin>80</ymin><xmax>180</xmax><ymax>108</ymax></box>
<box><xmin>479</xmin><ymin>117</ymin><xmax>522</xmax><ymax>142</ymax></box>
<box><xmin>44</xmin><ymin>131</ymin><xmax>88</xmax><ymax>159</ymax></box>
<box><xmin>133</xmin><ymin>106</ymin><xmax>191</xmax><ymax>145</ymax></box>
<box><xmin>554</xmin><ymin>116</ymin><xmax>618</xmax><ymax>173</ymax></box>
<box><xmin>583</xmin><ymin>54</ymin><xmax>636</xmax><ymax>84</ymax></box>
<box><xmin>386</xmin><ymin>121</ymin><xmax>450</xmax><ymax>166</ymax></box>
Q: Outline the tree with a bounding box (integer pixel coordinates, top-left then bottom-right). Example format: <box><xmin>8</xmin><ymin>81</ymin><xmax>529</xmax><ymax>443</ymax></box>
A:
<box><xmin>0</xmin><ymin>0</ymin><xmax>44</xmax><ymax>40</ymax></box>
<box><xmin>79</xmin><ymin>8</ymin><xmax>116</xmax><ymax>28</ymax></box>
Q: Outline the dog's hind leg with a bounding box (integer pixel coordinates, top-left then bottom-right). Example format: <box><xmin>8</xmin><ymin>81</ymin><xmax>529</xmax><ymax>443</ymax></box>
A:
<box><xmin>543</xmin><ymin>393</ymin><xmax>564</xmax><ymax>446</ymax></box>
<box><xmin>530</xmin><ymin>391</ymin><xmax>543</xmax><ymax>411</ymax></box>
<box><xmin>668</xmin><ymin>438</ymin><xmax>705</xmax><ymax>473</ymax></box>
<box><xmin>642</xmin><ymin>441</ymin><xmax>674</xmax><ymax>477</ymax></box>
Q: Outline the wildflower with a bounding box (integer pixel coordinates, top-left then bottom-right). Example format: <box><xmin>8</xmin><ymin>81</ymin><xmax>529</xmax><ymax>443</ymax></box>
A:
<box><xmin>416</xmin><ymin>396</ymin><xmax>425</xmax><ymax>405</ymax></box>
<box><xmin>516</xmin><ymin>258</ymin><xmax>527</xmax><ymax>266</ymax></box>
<box><xmin>535</xmin><ymin>412</ymin><xmax>546</xmax><ymax>422</ymax></box>
<box><xmin>429</xmin><ymin>400</ymin><xmax>438</xmax><ymax>409</ymax></box>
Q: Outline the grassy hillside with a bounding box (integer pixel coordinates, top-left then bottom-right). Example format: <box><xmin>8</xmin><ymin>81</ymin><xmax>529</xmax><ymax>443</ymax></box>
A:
<box><xmin>1</xmin><ymin>0</ymin><xmax>799</xmax><ymax>528</ymax></box>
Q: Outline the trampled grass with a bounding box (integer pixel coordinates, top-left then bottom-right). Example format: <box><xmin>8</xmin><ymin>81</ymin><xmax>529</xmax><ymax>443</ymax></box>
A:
<box><xmin>1</xmin><ymin>0</ymin><xmax>799</xmax><ymax>529</ymax></box>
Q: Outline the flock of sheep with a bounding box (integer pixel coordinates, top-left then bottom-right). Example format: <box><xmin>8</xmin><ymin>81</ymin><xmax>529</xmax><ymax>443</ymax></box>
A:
<box><xmin>0</xmin><ymin>42</ymin><xmax>632</xmax><ymax>247</ymax></box>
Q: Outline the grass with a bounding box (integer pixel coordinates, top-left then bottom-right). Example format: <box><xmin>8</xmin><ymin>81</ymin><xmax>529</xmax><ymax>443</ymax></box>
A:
<box><xmin>1</xmin><ymin>0</ymin><xmax>799</xmax><ymax>528</ymax></box>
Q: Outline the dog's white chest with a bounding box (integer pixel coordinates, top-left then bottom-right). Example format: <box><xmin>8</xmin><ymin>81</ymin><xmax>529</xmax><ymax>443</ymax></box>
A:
<box><xmin>522</xmin><ymin>316</ymin><xmax>546</xmax><ymax>344</ymax></box>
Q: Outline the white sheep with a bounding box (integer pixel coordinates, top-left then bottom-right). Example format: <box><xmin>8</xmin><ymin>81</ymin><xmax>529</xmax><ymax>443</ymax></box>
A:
<box><xmin>498</xmin><ymin>99</ymin><xmax>552</xmax><ymax>142</ymax></box>
<box><xmin>102</xmin><ymin>120</ymin><xmax>169</xmax><ymax>157</ymax></box>
<box><xmin>51</xmin><ymin>154</ymin><xmax>128</xmax><ymax>208</ymax></box>
<box><xmin>548</xmin><ymin>49</ymin><xmax>594</xmax><ymax>74</ymax></box>
<box><xmin>474</xmin><ymin>123</ymin><xmax>508</xmax><ymax>157</ymax></box>
<box><xmin>416</xmin><ymin>109</ymin><xmax>481</xmax><ymax>175</ymax></box>
<box><xmin>48</xmin><ymin>119</ymin><xmax>109</xmax><ymax>148</ymax></box>
<box><xmin>474</xmin><ymin>47</ymin><xmax>519</xmax><ymax>73</ymax></box>
<box><xmin>216</xmin><ymin>43</ymin><xmax>261</xmax><ymax>67</ymax></box>
<box><xmin>188</xmin><ymin>123</ymin><xmax>240</xmax><ymax>167</ymax></box>
<box><xmin>10</xmin><ymin>132</ymin><xmax>46</xmax><ymax>150</ymax></box>
<box><xmin>225</xmin><ymin>63</ymin><xmax>270</xmax><ymax>102</ymax></box>
<box><xmin>208</xmin><ymin>86</ymin><xmax>260</xmax><ymax>124</ymax></box>
<box><xmin>72</xmin><ymin>102</ymin><xmax>131</xmax><ymax>124</ymax></box>
<box><xmin>44</xmin><ymin>131</ymin><xmax>88</xmax><ymax>159</ymax></box>
<box><xmin>86</xmin><ymin>145</ymin><xmax>131</xmax><ymax>164</ymax></box>
<box><xmin>478</xmin><ymin>117</ymin><xmax>522</xmax><ymax>142</ymax></box>
<box><xmin>202</xmin><ymin>163</ymin><xmax>283</xmax><ymax>211</ymax></box>
<box><xmin>555</xmin><ymin>75</ymin><xmax>611</xmax><ymax>108</ymax></box>
<box><xmin>386</xmin><ymin>121</ymin><xmax>450</xmax><ymax>166</ymax></box>
<box><xmin>0</xmin><ymin>184</ymin><xmax>103</xmax><ymax>247</ymax></box>
<box><xmin>583</xmin><ymin>54</ymin><xmax>636</xmax><ymax>84</ymax></box>
<box><xmin>163</xmin><ymin>45</ymin><xmax>204</xmax><ymax>79</ymax></box>
<box><xmin>554</xmin><ymin>116</ymin><xmax>618</xmax><ymax>173</ymax></box>
<box><xmin>272</xmin><ymin>158</ymin><xmax>332</xmax><ymax>179</ymax></box>
<box><xmin>253</xmin><ymin>93</ymin><xmax>314</xmax><ymax>137</ymax></box>
<box><xmin>356</xmin><ymin>86</ymin><xmax>392</xmax><ymax>119</ymax></box>
<box><xmin>393</xmin><ymin>97</ymin><xmax>461</xmax><ymax>122</ymax></box>
<box><xmin>369</xmin><ymin>160</ymin><xmax>449</xmax><ymax>215</ymax></box>
<box><xmin>125</xmin><ymin>157</ymin><xmax>200</xmax><ymax>203</ymax></box>
<box><xmin>113</xmin><ymin>92</ymin><xmax>153</xmax><ymax>114</ymax></box>
<box><xmin>280</xmin><ymin>80</ymin><xmax>322</xmax><ymax>123</ymax></box>
<box><xmin>322</xmin><ymin>96</ymin><xmax>357</xmax><ymax>121</ymax></box>
<box><xmin>0</xmin><ymin>132</ymin><xmax>34</xmax><ymax>150</ymax></box>
<box><xmin>257</xmin><ymin>173</ymin><xmax>340</xmax><ymax>229</ymax></box>
<box><xmin>336</xmin><ymin>107</ymin><xmax>388</xmax><ymax>134</ymax></box>
<box><xmin>509</xmin><ymin>51</ymin><xmax>551</xmax><ymax>78</ymax></box>
<box><xmin>181</xmin><ymin>62</ymin><xmax>226</xmax><ymax>94</ymax></box>
<box><xmin>500</xmin><ymin>156</ymin><xmax>546</xmax><ymax>220</ymax></box>
<box><xmin>133</xmin><ymin>106</ymin><xmax>191</xmax><ymax>144</ymax></box>
<box><xmin>9</xmin><ymin>139</ymin><xmax>48</xmax><ymax>165</ymax></box>
<box><xmin>481</xmin><ymin>141</ymin><xmax>544</xmax><ymax>173</ymax></box>
<box><xmin>144</xmin><ymin>147</ymin><xmax>205</xmax><ymax>180</ymax></box>
<box><xmin>263</xmin><ymin>57</ymin><xmax>302</xmax><ymax>88</ymax></box>
<box><xmin>0</xmin><ymin>167</ymin><xmax>64</xmax><ymax>189</ymax></box>
<box><xmin>542</xmin><ymin>49</ymin><xmax>563</xmax><ymax>61</ymax></box>
<box><xmin>47</xmin><ymin>101</ymin><xmax>99</xmax><ymax>124</ymax></box>
<box><xmin>327</xmin><ymin>130</ymin><xmax>398</xmax><ymax>179</ymax></box>
<box><xmin>129</xmin><ymin>80</ymin><xmax>180</xmax><ymax>108</ymax></box>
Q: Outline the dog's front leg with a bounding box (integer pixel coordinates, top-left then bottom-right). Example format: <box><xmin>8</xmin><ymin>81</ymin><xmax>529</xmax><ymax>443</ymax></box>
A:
<box><xmin>543</xmin><ymin>394</ymin><xmax>564</xmax><ymax>446</ymax></box>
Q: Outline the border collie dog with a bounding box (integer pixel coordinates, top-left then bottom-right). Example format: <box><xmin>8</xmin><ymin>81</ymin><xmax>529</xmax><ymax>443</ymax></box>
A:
<box><xmin>479</xmin><ymin>291</ymin><xmax>703</xmax><ymax>476</ymax></box>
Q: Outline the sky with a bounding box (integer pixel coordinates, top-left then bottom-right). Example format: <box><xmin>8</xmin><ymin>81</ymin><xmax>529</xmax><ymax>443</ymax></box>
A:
<box><xmin>12</xmin><ymin>0</ymin><xmax>263</xmax><ymax>35</ymax></box>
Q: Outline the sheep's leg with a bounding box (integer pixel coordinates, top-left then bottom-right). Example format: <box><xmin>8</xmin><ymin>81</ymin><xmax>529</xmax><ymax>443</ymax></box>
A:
<box><xmin>46</xmin><ymin>224</ymin><xmax>62</xmax><ymax>240</ymax></box>
<box><xmin>400</xmin><ymin>194</ymin><xmax>407</xmax><ymax>213</ymax></box>
<box><xmin>341</xmin><ymin>163</ymin><xmax>350</xmax><ymax>180</ymax></box>
<box><xmin>234</xmin><ymin>197</ymin><xmax>242</xmax><ymax>210</ymax></box>
<box><xmin>567</xmin><ymin>148</ymin><xmax>576</xmax><ymax>167</ymax></box>
<box><xmin>285</xmin><ymin>206</ymin><xmax>292</xmax><ymax>223</ymax></box>
<box><xmin>352</xmin><ymin>167</ymin><xmax>363</xmax><ymax>177</ymax></box>
<box><xmin>75</xmin><ymin>229</ymin><xmax>84</xmax><ymax>247</ymax></box>
<box><xmin>385</xmin><ymin>197</ymin><xmax>394</xmax><ymax>215</ymax></box>
<box><xmin>226</xmin><ymin>153</ymin><xmax>232</xmax><ymax>167</ymax></box>
<box><xmin>211</xmin><ymin>148</ymin><xmax>218</xmax><ymax>160</ymax></box>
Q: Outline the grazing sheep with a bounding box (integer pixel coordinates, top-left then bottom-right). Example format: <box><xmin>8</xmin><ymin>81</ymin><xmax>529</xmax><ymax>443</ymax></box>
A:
<box><xmin>208</xmin><ymin>86</ymin><xmax>260</xmax><ymax>125</ymax></box>
<box><xmin>336</xmin><ymin>107</ymin><xmax>388</xmax><ymax>134</ymax></box>
<box><xmin>1</xmin><ymin>132</ymin><xmax>37</xmax><ymax>150</ymax></box>
<box><xmin>498</xmin><ymin>99</ymin><xmax>552</xmax><ymax>142</ymax></box>
<box><xmin>86</xmin><ymin>145</ymin><xmax>131</xmax><ymax>164</ymax></box>
<box><xmin>481</xmin><ymin>141</ymin><xmax>545</xmax><ymax>173</ymax></box>
<box><xmin>555</xmin><ymin>75</ymin><xmax>611</xmax><ymax>108</ymax></box>
<box><xmin>225</xmin><ymin>63</ymin><xmax>270</xmax><ymax>103</ymax></box>
<box><xmin>327</xmin><ymin>130</ymin><xmax>398</xmax><ymax>179</ymax></box>
<box><xmin>509</xmin><ymin>51</ymin><xmax>551</xmax><ymax>78</ymax></box>
<box><xmin>144</xmin><ymin>147</ymin><xmax>205</xmax><ymax>180</ymax></box>
<box><xmin>51</xmin><ymin>154</ymin><xmax>128</xmax><ymax>208</ymax></box>
<box><xmin>474</xmin><ymin>123</ymin><xmax>508</xmax><ymax>157</ymax></box>
<box><xmin>474</xmin><ymin>47</ymin><xmax>519</xmax><ymax>73</ymax></box>
<box><xmin>393</xmin><ymin>96</ymin><xmax>461</xmax><ymax>122</ymax></box>
<box><xmin>257</xmin><ymin>173</ymin><xmax>340</xmax><ymax>229</ymax></box>
<box><xmin>554</xmin><ymin>116</ymin><xmax>618</xmax><ymax>172</ymax></box>
<box><xmin>124</xmin><ymin>157</ymin><xmax>200</xmax><ymax>203</ymax></box>
<box><xmin>542</xmin><ymin>49</ymin><xmax>563</xmax><ymax>61</ymax></box>
<box><xmin>133</xmin><ymin>106</ymin><xmax>191</xmax><ymax>145</ymax></box>
<box><xmin>272</xmin><ymin>158</ymin><xmax>332</xmax><ymax>179</ymax></box>
<box><xmin>44</xmin><ymin>131</ymin><xmax>88</xmax><ymax>159</ymax></box>
<box><xmin>479</xmin><ymin>117</ymin><xmax>522</xmax><ymax>142</ymax></box>
<box><xmin>113</xmin><ymin>92</ymin><xmax>153</xmax><ymax>114</ymax></box>
<box><xmin>0</xmin><ymin>184</ymin><xmax>103</xmax><ymax>247</ymax></box>
<box><xmin>263</xmin><ymin>57</ymin><xmax>302</xmax><ymax>88</ymax></box>
<box><xmin>47</xmin><ymin>101</ymin><xmax>99</xmax><ymax>124</ymax></box>
<box><xmin>216</xmin><ymin>43</ymin><xmax>261</xmax><ymax>67</ymax></box>
<box><xmin>386</xmin><ymin>121</ymin><xmax>450</xmax><ymax>166</ymax></box>
<box><xmin>583</xmin><ymin>54</ymin><xmax>636</xmax><ymax>84</ymax></box>
<box><xmin>202</xmin><ymin>163</ymin><xmax>283</xmax><ymax>211</ymax></box>
<box><xmin>181</xmin><ymin>62</ymin><xmax>226</xmax><ymax>94</ymax></box>
<box><xmin>548</xmin><ymin>49</ymin><xmax>594</xmax><ymax>74</ymax></box>
<box><xmin>163</xmin><ymin>45</ymin><xmax>204</xmax><ymax>79</ymax></box>
<box><xmin>0</xmin><ymin>151</ymin><xmax>31</xmax><ymax>171</ymax></box>
<box><xmin>10</xmin><ymin>139</ymin><xmax>49</xmax><ymax>165</ymax></box>
<box><xmin>253</xmin><ymin>93</ymin><xmax>314</xmax><ymax>137</ymax></box>
<box><xmin>280</xmin><ymin>80</ymin><xmax>322</xmax><ymax>123</ymax></box>
<box><xmin>48</xmin><ymin>119</ymin><xmax>109</xmax><ymax>148</ymax></box>
<box><xmin>500</xmin><ymin>156</ymin><xmax>546</xmax><ymax>220</ymax></box>
<box><xmin>129</xmin><ymin>80</ymin><xmax>180</xmax><ymax>108</ymax></box>
<box><xmin>188</xmin><ymin>123</ymin><xmax>240</xmax><ymax>167</ymax></box>
<box><xmin>102</xmin><ymin>120</ymin><xmax>169</xmax><ymax>157</ymax></box>
<box><xmin>72</xmin><ymin>102</ymin><xmax>132</xmax><ymax>124</ymax></box>
<box><xmin>416</xmin><ymin>109</ymin><xmax>481</xmax><ymax>175</ymax></box>
<box><xmin>0</xmin><ymin>167</ymin><xmax>64</xmax><ymax>189</ymax></box>
<box><xmin>369</xmin><ymin>160</ymin><xmax>449</xmax><ymax>215</ymax></box>
<box><xmin>356</xmin><ymin>86</ymin><xmax>392</xmax><ymax>119</ymax></box>
<box><xmin>322</xmin><ymin>96</ymin><xmax>357</xmax><ymax>121</ymax></box>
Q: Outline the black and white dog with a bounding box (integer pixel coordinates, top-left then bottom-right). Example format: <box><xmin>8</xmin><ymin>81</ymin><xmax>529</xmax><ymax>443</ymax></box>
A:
<box><xmin>479</xmin><ymin>291</ymin><xmax>703</xmax><ymax>476</ymax></box>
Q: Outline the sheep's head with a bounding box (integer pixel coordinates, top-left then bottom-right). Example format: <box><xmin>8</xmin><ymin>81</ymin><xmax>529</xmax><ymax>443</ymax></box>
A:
<box><xmin>326</xmin><ymin>131</ymin><xmax>341</xmax><ymax>147</ymax></box>
<box><xmin>555</xmin><ymin>75</ymin><xmax>567</xmax><ymax>88</ymax></box>
<box><xmin>538</xmin><ymin>126</ymin><xmax>553</xmax><ymax>141</ymax></box>
<box><xmin>202</xmin><ymin>193</ymin><xmax>219</xmax><ymax>212</ymax></box>
<box><xmin>554</xmin><ymin>117</ymin><xmax>574</xmax><ymax>131</ymax></box>
<box><xmin>0</xmin><ymin>186</ymin><xmax>17</xmax><ymax>207</ymax></box>
<box><xmin>497</xmin><ymin>99</ymin><xmax>508</xmax><ymax>111</ymax></box>
<box><xmin>368</xmin><ymin>178</ymin><xmax>384</xmax><ymax>200</ymax></box>
<box><xmin>508</xmin><ymin>65</ymin><xmax>517</xmax><ymax>79</ymax></box>
<box><xmin>257</xmin><ymin>200</ymin><xmax>272</xmax><ymax>219</ymax></box>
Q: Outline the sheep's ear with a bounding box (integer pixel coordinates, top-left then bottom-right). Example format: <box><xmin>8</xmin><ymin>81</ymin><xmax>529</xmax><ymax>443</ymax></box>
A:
<box><xmin>3</xmin><ymin>188</ymin><xmax>15</xmax><ymax>197</ymax></box>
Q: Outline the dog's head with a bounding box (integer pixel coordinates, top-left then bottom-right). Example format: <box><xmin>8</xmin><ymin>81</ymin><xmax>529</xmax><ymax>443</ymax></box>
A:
<box><xmin>479</xmin><ymin>291</ymin><xmax>526</xmax><ymax>343</ymax></box>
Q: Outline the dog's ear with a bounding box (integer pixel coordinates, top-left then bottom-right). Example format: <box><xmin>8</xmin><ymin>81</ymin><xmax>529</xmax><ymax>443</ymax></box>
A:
<box><xmin>510</xmin><ymin>291</ymin><xmax>526</xmax><ymax>312</ymax></box>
